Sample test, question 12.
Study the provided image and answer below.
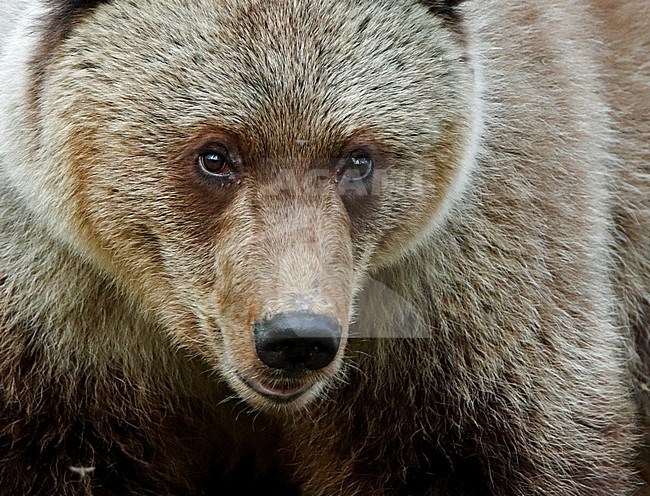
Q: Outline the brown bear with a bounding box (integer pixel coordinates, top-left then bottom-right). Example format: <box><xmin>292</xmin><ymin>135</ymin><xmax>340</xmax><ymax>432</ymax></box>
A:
<box><xmin>0</xmin><ymin>0</ymin><xmax>648</xmax><ymax>494</ymax></box>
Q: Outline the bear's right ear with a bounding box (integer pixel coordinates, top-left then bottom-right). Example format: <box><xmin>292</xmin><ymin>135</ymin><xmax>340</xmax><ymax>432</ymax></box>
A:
<box><xmin>31</xmin><ymin>0</ymin><xmax>112</xmax><ymax>104</ymax></box>
<box><xmin>48</xmin><ymin>0</ymin><xmax>109</xmax><ymax>10</ymax></box>
<box><xmin>42</xmin><ymin>0</ymin><xmax>112</xmax><ymax>39</ymax></box>
<box><xmin>46</xmin><ymin>0</ymin><xmax>111</xmax><ymax>17</ymax></box>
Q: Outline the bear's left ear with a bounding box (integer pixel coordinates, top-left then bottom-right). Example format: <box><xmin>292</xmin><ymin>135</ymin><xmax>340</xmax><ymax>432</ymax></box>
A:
<box><xmin>418</xmin><ymin>0</ymin><xmax>468</xmax><ymax>7</ymax></box>
<box><xmin>418</xmin><ymin>0</ymin><xmax>465</xmax><ymax>16</ymax></box>
<box><xmin>416</xmin><ymin>0</ymin><xmax>468</xmax><ymax>24</ymax></box>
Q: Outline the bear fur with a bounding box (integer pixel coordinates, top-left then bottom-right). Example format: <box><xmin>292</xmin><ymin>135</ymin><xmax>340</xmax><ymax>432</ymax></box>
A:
<box><xmin>0</xmin><ymin>0</ymin><xmax>648</xmax><ymax>494</ymax></box>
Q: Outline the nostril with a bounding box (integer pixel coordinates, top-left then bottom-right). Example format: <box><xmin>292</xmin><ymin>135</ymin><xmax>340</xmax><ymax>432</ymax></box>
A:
<box><xmin>261</xmin><ymin>338</ymin><xmax>336</xmax><ymax>371</ymax></box>
<box><xmin>254</xmin><ymin>313</ymin><xmax>341</xmax><ymax>372</ymax></box>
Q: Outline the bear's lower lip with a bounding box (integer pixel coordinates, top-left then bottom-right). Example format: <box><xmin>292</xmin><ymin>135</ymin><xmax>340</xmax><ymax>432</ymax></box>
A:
<box><xmin>239</xmin><ymin>374</ymin><xmax>312</xmax><ymax>402</ymax></box>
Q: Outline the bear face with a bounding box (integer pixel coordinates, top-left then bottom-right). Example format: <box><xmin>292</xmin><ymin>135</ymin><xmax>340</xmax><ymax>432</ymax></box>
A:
<box><xmin>1</xmin><ymin>1</ymin><xmax>648</xmax><ymax>494</ymax></box>
<box><xmin>1</xmin><ymin>0</ymin><xmax>476</xmax><ymax>412</ymax></box>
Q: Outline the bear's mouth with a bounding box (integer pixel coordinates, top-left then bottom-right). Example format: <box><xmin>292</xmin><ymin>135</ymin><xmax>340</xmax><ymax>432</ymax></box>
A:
<box><xmin>237</xmin><ymin>373</ymin><xmax>313</xmax><ymax>403</ymax></box>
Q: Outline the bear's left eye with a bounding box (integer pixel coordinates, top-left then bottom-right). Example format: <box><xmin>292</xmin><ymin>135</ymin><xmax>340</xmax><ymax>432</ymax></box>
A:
<box><xmin>336</xmin><ymin>151</ymin><xmax>373</xmax><ymax>182</ymax></box>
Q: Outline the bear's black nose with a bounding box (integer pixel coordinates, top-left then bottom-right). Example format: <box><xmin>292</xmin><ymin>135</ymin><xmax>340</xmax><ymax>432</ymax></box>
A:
<box><xmin>254</xmin><ymin>313</ymin><xmax>341</xmax><ymax>372</ymax></box>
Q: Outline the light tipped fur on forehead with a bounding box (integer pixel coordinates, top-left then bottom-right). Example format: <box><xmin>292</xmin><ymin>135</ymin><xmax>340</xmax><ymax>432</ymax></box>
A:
<box><xmin>41</xmin><ymin>0</ymin><xmax>471</xmax><ymax>152</ymax></box>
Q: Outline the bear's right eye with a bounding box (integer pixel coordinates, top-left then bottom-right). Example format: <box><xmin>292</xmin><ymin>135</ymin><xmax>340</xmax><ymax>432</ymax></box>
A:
<box><xmin>197</xmin><ymin>148</ymin><xmax>233</xmax><ymax>179</ymax></box>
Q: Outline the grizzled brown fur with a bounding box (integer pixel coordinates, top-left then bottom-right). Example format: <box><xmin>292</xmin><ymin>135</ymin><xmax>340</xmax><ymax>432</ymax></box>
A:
<box><xmin>0</xmin><ymin>0</ymin><xmax>648</xmax><ymax>495</ymax></box>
